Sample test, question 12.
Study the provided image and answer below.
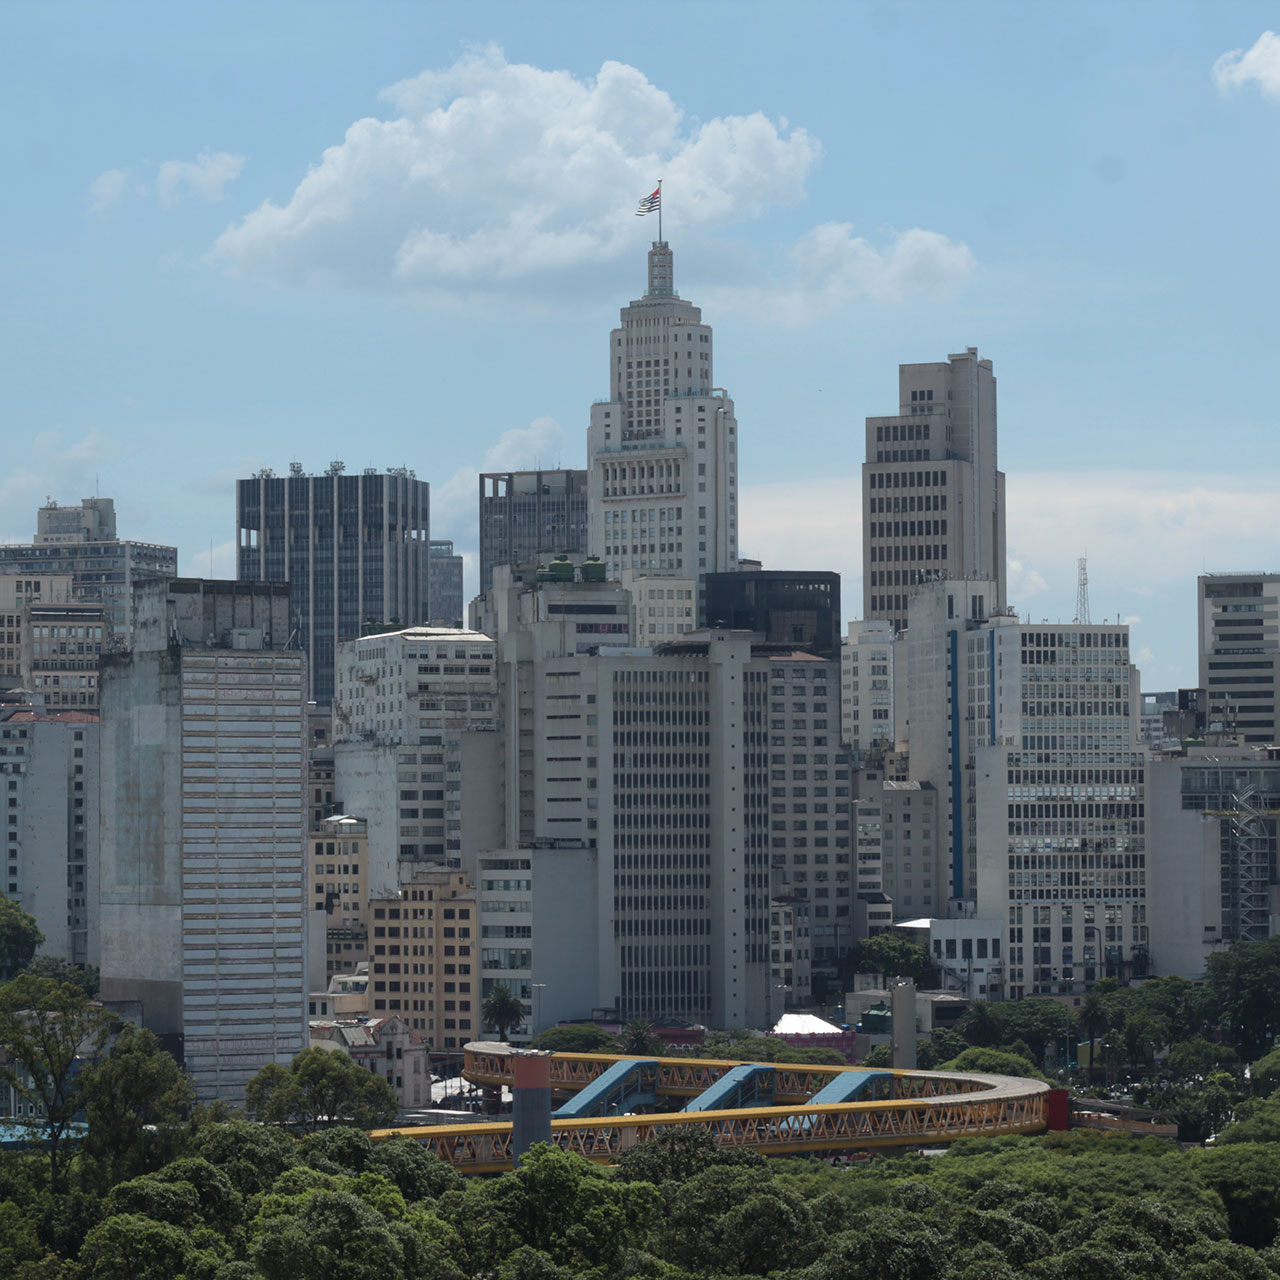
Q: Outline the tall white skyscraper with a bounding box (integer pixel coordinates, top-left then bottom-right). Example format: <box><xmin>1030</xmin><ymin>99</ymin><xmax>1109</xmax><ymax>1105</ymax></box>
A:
<box><xmin>588</xmin><ymin>242</ymin><xmax>739</xmax><ymax>607</ymax></box>
<box><xmin>862</xmin><ymin>348</ymin><xmax>1006</xmax><ymax>633</ymax></box>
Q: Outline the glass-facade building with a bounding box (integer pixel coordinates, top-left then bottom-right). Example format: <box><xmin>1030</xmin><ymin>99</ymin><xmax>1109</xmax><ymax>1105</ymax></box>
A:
<box><xmin>236</xmin><ymin>468</ymin><xmax>430</xmax><ymax>705</ymax></box>
<box><xmin>478</xmin><ymin>469</ymin><xmax>588</xmax><ymax>595</ymax></box>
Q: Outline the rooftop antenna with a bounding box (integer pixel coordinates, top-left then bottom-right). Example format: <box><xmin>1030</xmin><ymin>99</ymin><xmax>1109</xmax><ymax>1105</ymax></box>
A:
<box><xmin>1074</xmin><ymin>556</ymin><xmax>1090</xmax><ymax>625</ymax></box>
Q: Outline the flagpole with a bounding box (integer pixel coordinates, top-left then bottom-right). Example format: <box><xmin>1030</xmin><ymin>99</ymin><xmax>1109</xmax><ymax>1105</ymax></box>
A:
<box><xmin>658</xmin><ymin>178</ymin><xmax>663</xmax><ymax>243</ymax></box>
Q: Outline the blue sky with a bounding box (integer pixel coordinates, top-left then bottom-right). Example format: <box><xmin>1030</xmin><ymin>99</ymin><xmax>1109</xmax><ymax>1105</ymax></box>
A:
<box><xmin>3</xmin><ymin>2</ymin><xmax>1279</xmax><ymax>689</ymax></box>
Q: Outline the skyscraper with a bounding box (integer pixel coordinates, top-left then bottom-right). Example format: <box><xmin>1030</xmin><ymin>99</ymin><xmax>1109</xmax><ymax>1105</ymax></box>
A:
<box><xmin>588</xmin><ymin>242</ymin><xmax>739</xmax><ymax>605</ymax></box>
<box><xmin>236</xmin><ymin>465</ymin><xmax>430</xmax><ymax>705</ymax></box>
<box><xmin>428</xmin><ymin>539</ymin><xmax>464</xmax><ymax>626</ymax></box>
<box><xmin>478</xmin><ymin>469</ymin><xmax>588</xmax><ymax>595</ymax></box>
<box><xmin>862</xmin><ymin>348</ymin><xmax>1006</xmax><ymax>632</ymax></box>
<box><xmin>1198</xmin><ymin>573</ymin><xmax>1279</xmax><ymax>745</ymax></box>
<box><xmin>95</xmin><ymin>580</ymin><xmax>308</xmax><ymax>1102</ymax></box>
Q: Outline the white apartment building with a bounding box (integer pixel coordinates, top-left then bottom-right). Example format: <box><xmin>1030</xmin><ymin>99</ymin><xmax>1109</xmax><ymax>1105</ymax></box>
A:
<box><xmin>96</xmin><ymin>580</ymin><xmax>308</xmax><ymax>1103</ymax></box>
<box><xmin>332</xmin><ymin>626</ymin><xmax>502</xmax><ymax>889</ymax></box>
<box><xmin>620</xmin><ymin>570</ymin><xmax>698</xmax><ymax>646</ymax></box>
<box><xmin>765</xmin><ymin>651</ymin><xmax>853</xmax><ymax>1003</ymax></box>
<box><xmin>0</xmin><ymin>703</ymin><xmax>97</xmax><ymax>966</ymax></box>
<box><xmin>862</xmin><ymin>349</ymin><xmax>1006</xmax><ymax>632</ymax></box>
<box><xmin>841</xmin><ymin>619</ymin><xmax>897</xmax><ymax>756</ymax></box>
<box><xmin>588</xmin><ymin>242</ymin><xmax>739</xmax><ymax>603</ymax></box>
<box><xmin>1198</xmin><ymin>573</ymin><xmax>1279</xmax><ymax>746</ymax></box>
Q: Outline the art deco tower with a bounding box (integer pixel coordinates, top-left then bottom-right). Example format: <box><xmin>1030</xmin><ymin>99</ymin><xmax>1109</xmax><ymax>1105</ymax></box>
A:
<box><xmin>587</xmin><ymin>243</ymin><xmax>739</xmax><ymax>606</ymax></box>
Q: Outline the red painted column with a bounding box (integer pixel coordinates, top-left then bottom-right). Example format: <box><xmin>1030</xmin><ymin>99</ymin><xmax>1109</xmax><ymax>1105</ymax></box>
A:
<box><xmin>1045</xmin><ymin>1088</ymin><xmax>1070</xmax><ymax>1131</ymax></box>
<box><xmin>512</xmin><ymin>1052</ymin><xmax>553</xmax><ymax>1166</ymax></box>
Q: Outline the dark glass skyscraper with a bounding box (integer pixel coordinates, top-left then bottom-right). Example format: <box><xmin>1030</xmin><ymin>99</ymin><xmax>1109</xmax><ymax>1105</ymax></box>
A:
<box><xmin>478</xmin><ymin>469</ymin><xmax>588</xmax><ymax>594</ymax></box>
<box><xmin>236</xmin><ymin>466</ymin><xmax>430</xmax><ymax>704</ymax></box>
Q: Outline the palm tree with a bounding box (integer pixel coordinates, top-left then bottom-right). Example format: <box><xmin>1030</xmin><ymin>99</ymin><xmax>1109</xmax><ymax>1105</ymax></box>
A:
<box><xmin>482</xmin><ymin>983</ymin><xmax>526</xmax><ymax>1043</ymax></box>
<box><xmin>958</xmin><ymin>1000</ymin><xmax>1002</xmax><ymax>1048</ymax></box>
<box><xmin>1076</xmin><ymin>992</ymin><xmax>1109</xmax><ymax>1080</ymax></box>
<box><xmin>617</xmin><ymin>1019</ymin><xmax>663</xmax><ymax>1056</ymax></box>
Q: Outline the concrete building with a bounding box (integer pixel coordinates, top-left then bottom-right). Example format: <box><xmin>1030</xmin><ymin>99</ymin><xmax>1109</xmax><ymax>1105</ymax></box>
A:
<box><xmin>854</xmin><ymin>779</ymin><xmax>943</xmax><ymax>921</ymax></box>
<box><xmin>332</xmin><ymin>625</ymin><xmax>501</xmax><ymax>883</ymax></box>
<box><xmin>0</xmin><ymin>700</ymin><xmax>98</xmax><ymax>966</ymax></box>
<box><xmin>0</xmin><ymin>499</ymin><xmax>177</xmax><ymax>651</ymax></box>
<box><xmin>764</xmin><ymin>651</ymin><xmax>854</xmax><ymax>1003</ymax></box>
<box><xmin>477</xmin><ymin>842</ymin><xmax>600</xmax><ymax>1042</ymax></box>
<box><xmin>1140</xmin><ymin>690</ymin><xmax>1179</xmax><ymax>749</ymax></box>
<box><xmin>309</xmin><ymin>1016</ymin><xmax>430</xmax><ymax>1113</ymax></box>
<box><xmin>620</xmin><ymin>571</ymin><xmax>698</xmax><ymax>648</ymax></box>
<box><xmin>479</xmin><ymin>469</ymin><xmax>589</xmax><ymax>595</ymax></box>
<box><xmin>428</xmin><ymin>540</ymin><xmax>464</xmax><ymax>626</ymax></box>
<box><xmin>1148</xmin><ymin>747</ymin><xmax>1280</xmax><ymax>978</ymax></box>
<box><xmin>705</xmin><ymin>571</ymin><xmax>840</xmax><ymax>657</ymax></box>
<box><xmin>588</xmin><ymin>242</ymin><xmax>739</xmax><ymax>605</ymax></box>
<box><xmin>0</xmin><ymin>575</ymin><xmax>74</xmax><ymax>687</ymax></box>
<box><xmin>95</xmin><ymin>579</ymin><xmax>308</xmax><ymax>1102</ymax></box>
<box><xmin>1198</xmin><ymin>573</ymin><xmax>1279</xmax><ymax>746</ymax></box>
<box><xmin>311</xmin><ymin>814</ymin><xmax>369</xmax><ymax>982</ymax></box>
<box><xmin>236</xmin><ymin>465</ymin><xmax>431</xmax><ymax>705</ymax></box>
<box><xmin>862</xmin><ymin>350</ymin><xmax>1006</xmax><ymax>632</ymax></box>
<box><xmin>841</xmin><ymin>620</ymin><xmax>898</xmax><ymax>757</ymax></box>
<box><xmin>21</xmin><ymin>600</ymin><xmax>107</xmax><ymax>713</ymax></box>
<box><xmin>367</xmin><ymin>869</ymin><xmax>477</xmax><ymax>1049</ymax></box>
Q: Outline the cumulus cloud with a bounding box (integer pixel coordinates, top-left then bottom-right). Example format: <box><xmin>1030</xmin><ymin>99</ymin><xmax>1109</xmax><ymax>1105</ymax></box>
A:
<box><xmin>1213</xmin><ymin>31</ymin><xmax>1280</xmax><ymax>100</ymax></box>
<box><xmin>709</xmin><ymin>222</ymin><xmax>976</xmax><ymax>323</ymax></box>
<box><xmin>156</xmin><ymin>151</ymin><xmax>245</xmax><ymax>206</ymax></box>
<box><xmin>88</xmin><ymin>168</ymin><xmax>130</xmax><ymax>212</ymax></box>
<box><xmin>211</xmin><ymin>46</ymin><xmax>821</xmax><ymax>296</ymax></box>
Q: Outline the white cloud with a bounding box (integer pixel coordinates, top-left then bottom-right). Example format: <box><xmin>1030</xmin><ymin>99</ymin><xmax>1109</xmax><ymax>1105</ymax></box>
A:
<box><xmin>88</xmin><ymin>168</ymin><xmax>129</xmax><ymax>212</ymax></box>
<box><xmin>1213</xmin><ymin>31</ymin><xmax>1280</xmax><ymax>100</ymax></box>
<box><xmin>712</xmin><ymin>222</ymin><xmax>976</xmax><ymax>324</ymax></box>
<box><xmin>212</xmin><ymin>46</ymin><xmax>821</xmax><ymax>296</ymax></box>
<box><xmin>157</xmin><ymin>151</ymin><xmax>245</xmax><ymax>206</ymax></box>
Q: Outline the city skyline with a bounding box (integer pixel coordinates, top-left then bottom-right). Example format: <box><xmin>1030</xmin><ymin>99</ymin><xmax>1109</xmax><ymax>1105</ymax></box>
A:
<box><xmin>5</xmin><ymin>4</ymin><xmax>1280</xmax><ymax>690</ymax></box>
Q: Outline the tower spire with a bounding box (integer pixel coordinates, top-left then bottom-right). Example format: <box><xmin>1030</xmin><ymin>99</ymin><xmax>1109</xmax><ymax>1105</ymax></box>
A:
<box><xmin>647</xmin><ymin>240</ymin><xmax>673</xmax><ymax>297</ymax></box>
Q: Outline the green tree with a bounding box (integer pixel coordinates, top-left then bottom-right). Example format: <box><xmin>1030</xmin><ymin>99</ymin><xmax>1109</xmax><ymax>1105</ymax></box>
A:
<box><xmin>244</xmin><ymin>1047</ymin><xmax>399</xmax><ymax>1132</ymax></box>
<box><xmin>0</xmin><ymin>973</ymin><xmax>115</xmax><ymax>1191</ymax></box>
<box><xmin>77</xmin><ymin>1212</ymin><xmax>203</xmax><ymax>1280</ymax></box>
<box><xmin>617</xmin><ymin>1019</ymin><xmax>663</xmax><ymax>1056</ymax></box>
<box><xmin>1165</xmin><ymin>1036</ymin><xmax>1237</xmax><ymax>1083</ymax></box>
<box><xmin>938</xmin><ymin>1046</ymin><xmax>1046</xmax><ymax>1080</ymax></box>
<box><xmin>80</xmin><ymin>1022</ymin><xmax>194</xmax><ymax>1189</ymax></box>
<box><xmin>528</xmin><ymin>1023</ymin><xmax>618</xmax><ymax>1054</ymax></box>
<box><xmin>0</xmin><ymin>899</ymin><xmax>43</xmax><ymax>981</ymax></box>
<box><xmin>1249</xmin><ymin>1044</ymin><xmax>1280</xmax><ymax>1096</ymax></box>
<box><xmin>847</xmin><ymin>934</ymin><xmax>935</xmax><ymax>987</ymax></box>
<box><xmin>482</xmin><ymin>983</ymin><xmax>527</xmax><ymax>1043</ymax></box>
<box><xmin>613</xmin><ymin>1126</ymin><xmax>763</xmax><ymax>1184</ymax></box>
<box><xmin>188</xmin><ymin>1117</ymin><xmax>300</xmax><ymax>1196</ymax></box>
<box><xmin>21</xmin><ymin>955</ymin><xmax>99</xmax><ymax>999</ymax></box>
<box><xmin>1075</xmin><ymin>991</ymin><xmax>1110</xmax><ymax>1074</ymax></box>
<box><xmin>1217</xmin><ymin>1092</ymin><xmax>1280</xmax><ymax>1145</ymax></box>
<box><xmin>958</xmin><ymin>1000</ymin><xmax>1003</xmax><ymax>1048</ymax></box>
<box><xmin>1206</xmin><ymin>935</ymin><xmax>1280</xmax><ymax>1059</ymax></box>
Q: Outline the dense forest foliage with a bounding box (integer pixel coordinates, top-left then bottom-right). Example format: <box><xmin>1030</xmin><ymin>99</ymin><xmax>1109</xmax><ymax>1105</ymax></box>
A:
<box><xmin>6</xmin><ymin>908</ymin><xmax>1280</xmax><ymax>1277</ymax></box>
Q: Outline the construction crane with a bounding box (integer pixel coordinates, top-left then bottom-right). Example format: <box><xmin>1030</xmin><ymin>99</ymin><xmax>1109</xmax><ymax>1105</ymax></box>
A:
<box><xmin>1074</xmin><ymin>557</ymin><xmax>1090</xmax><ymax>625</ymax></box>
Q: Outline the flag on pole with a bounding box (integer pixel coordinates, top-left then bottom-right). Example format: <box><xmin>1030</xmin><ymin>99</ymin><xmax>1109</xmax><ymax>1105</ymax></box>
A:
<box><xmin>636</xmin><ymin>186</ymin><xmax>660</xmax><ymax>216</ymax></box>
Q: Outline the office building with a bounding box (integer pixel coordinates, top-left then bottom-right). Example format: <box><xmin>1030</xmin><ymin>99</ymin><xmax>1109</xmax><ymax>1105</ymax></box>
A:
<box><xmin>0</xmin><ymin>698</ymin><xmax>97</xmax><ymax>966</ymax></box>
<box><xmin>841</xmin><ymin>620</ymin><xmax>898</xmax><ymax>757</ymax></box>
<box><xmin>236</xmin><ymin>465</ymin><xmax>431</xmax><ymax>705</ymax></box>
<box><xmin>479</xmin><ymin>469</ymin><xmax>589</xmax><ymax>595</ymax></box>
<box><xmin>1</xmin><ymin>576</ymin><xmax>73</xmax><ymax>687</ymax></box>
<box><xmin>620</xmin><ymin>570</ymin><xmax>698</xmax><ymax>647</ymax></box>
<box><xmin>95</xmin><ymin>579</ymin><xmax>308</xmax><ymax>1103</ymax></box>
<box><xmin>309</xmin><ymin>1016</ymin><xmax>430</xmax><ymax>1113</ymax></box>
<box><xmin>428</xmin><ymin>540</ymin><xmax>465</xmax><ymax>626</ymax></box>
<box><xmin>332</xmin><ymin>626</ymin><xmax>501</xmax><ymax>881</ymax></box>
<box><xmin>705</xmin><ymin>571</ymin><xmax>840</xmax><ymax>657</ymax></box>
<box><xmin>587</xmin><ymin>242</ymin><xmax>739</xmax><ymax>602</ymax></box>
<box><xmin>1148</xmin><ymin>746</ymin><xmax>1280</xmax><ymax>978</ymax></box>
<box><xmin>0</xmin><ymin>498</ymin><xmax>177</xmax><ymax>650</ymax></box>
<box><xmin>1198</xmin><ymin>573</ymin><xmax>1279</xmax><ymax>745</ymax></box>
<box><xmin>311</xmin><ymin>813</ymin><xmax>369</xmax><ymax>982</ymax></box>
<box><xmin>862</xmin><ymin>349</ymin><xmax>1006</xmax><ymax>632</ymax></box>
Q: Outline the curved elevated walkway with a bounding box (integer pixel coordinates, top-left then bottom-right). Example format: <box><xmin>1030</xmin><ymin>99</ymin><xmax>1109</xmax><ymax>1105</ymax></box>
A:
<box><xmin>369</xmin><ymin>1043</ymin><xmax>1055</xmax><ymax>1173</ymax></box>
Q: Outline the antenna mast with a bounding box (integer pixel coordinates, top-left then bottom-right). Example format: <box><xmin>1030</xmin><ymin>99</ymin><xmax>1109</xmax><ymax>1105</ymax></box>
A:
<box><xmin>1074</xmin><ymin>557</ymin><xmax>1090</xmax><ymax>625</ymax></box>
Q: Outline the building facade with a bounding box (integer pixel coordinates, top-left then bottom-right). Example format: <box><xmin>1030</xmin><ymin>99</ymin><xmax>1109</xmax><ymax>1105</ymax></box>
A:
<box><xmin>841</xmin><ymin>620</ymin><xmax>898</xmax><ymax>757</ymax></box>
<box><xmin>479</xmin><ymin>469</ymin><xmax>589</xmax><ymax>595</ymax></box>
<box><xmin>428</xmin><ymin>540</ymin><xmax>464</xmax><ymax>626</ymax></box>
<box><xmin>705</xmin><ymin>571</ymin><xmax>840</xmax><ymax>657</ymax></box>
<box><xmin>236</xmin><ymin>466</ymin><xmax>430</xmax><ymax>705</ymax></box>
<box><xmin>0</xmin><ymin>701</ymin><xmax>98</xmax><ymax>966</ymax></box>
<box><xmin>1198</xmin><ymin>573</ymin><xmax>1279</xmax><ymax>746</ymax></box>
<box><xmin>0</xmin><ymin>499</ymin><xmax>176</xmax><ymax>651</ymax></box>
<box><xmin>95</xmin><ymin>579</ymin><xmax>308</xmax><ymax>1102</ymax></box>
<box><xmin>588</xmin><ymin>243</ymin><xmax>739</xmax><ymax>604</ymax></box>
<box><xmin>332</xmin><ymin>626</ymin><xmax>501</xmax><ymax>882</ymax></box>
<box><xmin>862</xmin><ymin>349</ymin><xmax>1006</xmax><ymax>632</ymax></box>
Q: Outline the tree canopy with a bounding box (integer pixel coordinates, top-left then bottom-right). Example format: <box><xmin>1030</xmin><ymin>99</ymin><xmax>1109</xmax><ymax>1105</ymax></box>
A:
<box><xmin>244</xmin><ymin>1047</ymin><xmax>399</xmax><ymax>1132</ymax></box>
<box><xmin>0</xmin><ymin>899</ymin><xmax>43</xmax><ymax>981</ymax></box>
